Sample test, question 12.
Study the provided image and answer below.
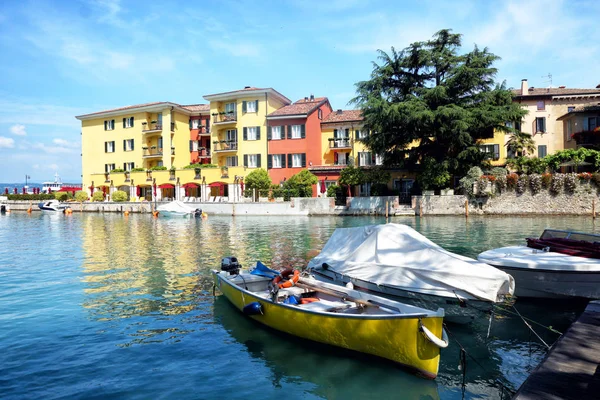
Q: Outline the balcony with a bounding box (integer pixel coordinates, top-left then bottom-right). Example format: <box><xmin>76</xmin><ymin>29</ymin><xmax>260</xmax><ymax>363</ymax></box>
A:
<box><xmin>142</xmin><ymin>148</ymin><xmax>163</xmax><ymax>158</ymax></box>
<box><xmin>329</xmin><ymin>138</ymin><xmax>352</xmax><ymax>149</ymax></box>
<box><xmin>212</xmin><ymin>113</ymin><xmax>237</xmax><ymax>125</ymax></box>
<box><xmin>142</xmin><ymin>123</ymin><xmax>163</xmax><ymax>134</ymax></box>
<box><xmin>197</xmin><ymin>148</ymin><xmax>211</xmax><ymax>158</ymax></box>
<box><xmin>213</xmin><ymin>141</ymin><xmax>238</xmax><ymax>152</ymax></box>
<box><xmin>573</xmin><ymin>130</ymin><xmax>600</xmax><ymax>149</ymax></box>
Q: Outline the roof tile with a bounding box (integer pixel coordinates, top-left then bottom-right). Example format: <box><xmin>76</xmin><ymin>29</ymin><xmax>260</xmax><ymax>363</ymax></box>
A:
<box><xmin>268</xmin><ymin>97</ymin><xmax>328</xmax><ymax>117</ymax></box>
<box><xmin>512</xmin><ymin>87</ymin><xmax>600</xmax><ymax>97</ymax></box>
<box><xmin>321</xmin><ymin>109</ymin><xmax>363</xmax><ymax>124</ymax></box>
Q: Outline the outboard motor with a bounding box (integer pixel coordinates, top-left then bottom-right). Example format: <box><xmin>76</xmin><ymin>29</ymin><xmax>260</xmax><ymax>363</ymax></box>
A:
<box><xmin>0</xmin><ymin>205</ymin><xmax>5</xmax><ymax>214</ymax></box>
<box><xmin>221</xmin><ymin>256</ymin><xmax>240</xmax><ymax>275</ymax></box>
<box><xmin>193</xmin><ymin>208</ymin><xmax>202</xmax><ymax>218</ymax></box>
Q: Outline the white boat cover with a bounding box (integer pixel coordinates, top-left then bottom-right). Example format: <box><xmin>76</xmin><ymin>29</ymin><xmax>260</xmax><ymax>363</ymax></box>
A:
<box><xmin>157</xmin><ymin>200</ymin><xmax>197</xmax><ymax>214</ymax></box>
<box><xmin>307</xmin><ymin>224</ymin><xmax>515</xmax><ymax>303</ymax></box>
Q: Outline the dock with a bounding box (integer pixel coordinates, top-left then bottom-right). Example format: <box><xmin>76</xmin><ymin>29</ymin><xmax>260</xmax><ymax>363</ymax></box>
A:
<box><xmin>513</xmin><ymin>300</ymin><xmax>600</xmax><ymax>400</ymax></box>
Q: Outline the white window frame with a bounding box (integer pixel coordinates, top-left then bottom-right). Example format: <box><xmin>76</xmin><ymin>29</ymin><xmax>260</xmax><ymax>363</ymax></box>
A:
<box><xmin>105</xmin><ymin>120</ymin><xmax>115</xmax><ymax>131</ymax></box>
<box><xmin>375</xmin><ymin>154</ymin><xmax>383</xmax><ymax>165</ymax></box>
<box><xmin>125</xmin><ymin>117</ymin><xmax>134</xmax><ymax>128</ymax></box>
<box><xmin>271</xmin><ymin>126</ymin><xmax>282</xmax><ymax>140</ymax></box>
<box><xmin>225</xmin><ymin>102</ymin><xmax>236</xmax><ymax>114</ymax></box>
<box><xmin>248</xmin><ymin>154</ymin><xmax>258</xmax><ymax>168</ymax></box>
<box><xmin>125</xmin><ymin>139</ymin><xmax>134</xmax><ymax>151</ymax></box>
<box><xmin>192</xmin><ymin>119</ymin><xmax>201</xmax><ymax>129</ymax></box>
<box><xmin>358</xmin><ymin>152</ymin><xmax>372</xmax><ymax>166</ymax></box>
<box><xmin>125</xmin><ymin>162</ymin><xmax>134</xmax><ymax>172</ymax></box>
<box><xmin>246</xmin><ymin>100</ymin><xmax>257</xmax><ymax>113</ymax></box>
<box><xmin>292</xmin><ymin>153</ymin><xmax>302</xmax><ymax>167</ymax></box>
<box><xmin>247</xmin><ymin>126</ymin><xmax>258</xmax><ymax>141</ymax></box>
<box><xmin>191</xmin><ymin>141</ymin><xmax>199</xmax><ymax>152</ymax></box>
<box><xmin>272</xmin><ymin>154</ymin><xmax>283</xmax><ymax>168</ymax></box>
<box><xmin>291</xmin><ymin>125</ymin><xmax>302</xmax><ymax>139</ymax></box>
<box><xmin>226</xmin><ymin>156</ymin><xmax>238</xmax><ymax>167</ymax></box>
<box><xmin>105</xmin><ymin>163</ymin><xmax>116</xmax><ymax>173</ymax></box>
<box><xmin>106</xmin><ymin>141</ymin><xmax>115</xmax><ymax>153</ymax></box>
<box><xmin>226</xmin><ymin>129</ymin><xmax>237</xmax><ymax>142</ymax></box>
<box><xmin>358</xmin><ymin>129</ymin><xmax>368</xmax><ymax>139</ymax></box>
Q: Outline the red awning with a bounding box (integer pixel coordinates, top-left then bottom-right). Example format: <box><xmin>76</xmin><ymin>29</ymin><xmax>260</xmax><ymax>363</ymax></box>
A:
<box><xmin>182</xmin><ymin>183</ymin><xmax>200</xmax><ymax>188</ymax></box>
<box><xmin>158</xmin><ymin>183</ymin><xmax>175</xmax><ymax>189</ymax></box>
<box><xmin>208</xmin><ymin>181</ymin><xmax>226</xmax><ymax>188</ymax></box>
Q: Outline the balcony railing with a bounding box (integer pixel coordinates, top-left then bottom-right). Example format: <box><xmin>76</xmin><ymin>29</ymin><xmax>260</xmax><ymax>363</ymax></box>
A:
<box><xmin>143</xmin><ymin>148</ymin><xmax>163</xmax><ymax>157</ymax></box>
<box><xmin>197</xmin><ymin>148</ymin><xmax>211</xmax><ymax>158</ymax></box>
<box><xmin>213</xmin><ymin>141</ymin><xmax>238</xmax><ymax>152</ymax></box>
<box><xmin>142</xmin><ymin>124</ymin><xmax>162</xmax><ymax>132</ymax></box>
<box><xmin>212</xmin><ymin>113</ymin><xmax>237</xmax><ymax>124</ymax></box>
<box><xmin>329</xmin><ymin>138</ymin><xmax>352</xmax><ymax>149</ymax></box>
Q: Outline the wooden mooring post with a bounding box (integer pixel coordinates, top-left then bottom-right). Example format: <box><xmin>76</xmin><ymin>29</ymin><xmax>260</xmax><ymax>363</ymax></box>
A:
<box><xmin>593</xmin><ymin>199</ymin><xmax>596</xmax><ymax>219</ymax></box>
<box><xmin>465</xmin><ymin>199</ymin><xmax>469</xmax><ymax>218</ymax></box>
<box><xmin>385</xmin><ymin>201</ymin><xmax>389</xmax><ymax>218</ymax></box>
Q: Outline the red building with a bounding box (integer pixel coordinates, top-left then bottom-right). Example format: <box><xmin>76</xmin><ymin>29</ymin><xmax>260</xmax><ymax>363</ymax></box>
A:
<box><xmin>266</xmin><ymin>95</ymin><xmax>332</xmax><ymax>188</ymax></box>
<box><xmin>185</xmin><ymin>104</ymin><xmax>211</xmax><ymax>164</ymax></box>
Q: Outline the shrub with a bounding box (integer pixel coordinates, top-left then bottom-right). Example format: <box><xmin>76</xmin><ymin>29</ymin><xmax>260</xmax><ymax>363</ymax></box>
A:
<box><xmin>54</xmin><ymin>192</ymin><xmax>69</xmax><ymax>201</ymax></box>
<box><xmin>370</xmin><ymin>183</ymin><xmax>389</xmax><ymax>196</ymax></box>
<box><xmin>74</xmin><ymin>191</ymin><xmax>88</xmax><ymax>202</ymax></box>
<box><xmin>326</xmin><ymin>184</ymin><xmax>340</xmax><ymax>198</ymax></box>
<box><xmin>516</xmin><ymin>175</ymin><xmax>528</xmax><ymax>194</ymax></box>
<box><xmin>92</xmin><ymin>191</ymin><xmax>105</xmax><ymax>202</ymax></box>
<box><xmin>495</xmin><ymin>174</ymin><xmax>507</xmax><ymax>192</ymax></box>
<box><xmin>529</xmin><ymin>174</ymin><xmax>542</xmax><ymax>194</ymax></box>
<box><xmin>541</xmin><ymin>173</ymin><xmax>552</xmax><ymax>188</ymax></box>
<box><xmin>564</xmin><ymin>173</ymin><xmax>577</xmax><ymax>194</ymax></box>
<box><xmin>7</xmin><ymin>194</ymin><xmax>54</xmax><ymax>201</ymax></box>
<box><xmin>550</xmin><ymin>174</ymin><xmax>564</xmax><ymax>194</ymax></box>
<box><xmin>111</xmin><ymin>190</ymin><xmax>128</xmax><ymax>202</ymax></box>
<box><xmin>131</xmin><ymin>167</ymin><xmax>145</xmax><ymax>172</ymax></box>
<box><xmin>578</xmin><ymin>172</ymin><xmax>592</xmax><ymax>181</ymax></box>
<box><xmin>458</xmin><ymin>167</ymin><xmax>483</xmax><ymax>197</ymax></box>
<box><xmin>111</xmin><ymin>168</ymin><xmax>125</xmax><ymax>173</ymax></box>
<box><xmin>245</xmin><ymin>168</ymin><xmax>271</xmax><ymax>191</ymax></box>
<box><xmin>476</xmin><ymin>176</ymin><xmax>490</xmax><ymax>196</ymax></box>
<box><xmin>282</xmin><ymin>188</ymin><xmax>299</xmax><ymax>201</ymax></box>
<box><xmin>593</xmin><ymin>173</ymin><xmax>600</xmax><ymax>187</ymax></box>
<box><xmin>150</xmin><ymin>166</ymin><xmax>167</xmax><ymax>171</ymax></box>
<box><xmin>506</xmin><ymin>173</ymin><xmax>518</xmax><ymax>190</ymax></box>
<box><xmin>489</xmin><ymin>167</ymin><xmax>508</xmax><ymax>178</ymax></box>
<box><xmin>183</xmin><ymin>163</ymin><xmax>218</xmax><ymax>169</ymax></box>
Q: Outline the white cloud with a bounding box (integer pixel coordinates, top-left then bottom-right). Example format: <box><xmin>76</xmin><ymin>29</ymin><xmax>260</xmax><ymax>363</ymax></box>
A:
<box><xmin>0</xmin><ymin>100</ymin><xmax>87</xmax><ymax>128</ymax></box>
<box><xmin>0</xmin><ymin>137</ymin><xmax>15</xmax><ymax>148</ymax></box>
<box><xmin>10</xmin><ymin>124</ymin><xmax>26</xmax><ymax>136</ymax></box>
<box><xmin>32</xmin><ymin>142</ymin><xmax>76</xmax><ymax>154</ymax></box>
<box><xmin>53</xmin><ymin>138</ymin><xmax>80</xmax><ymax>148</ymax></box>
<box><xmin>208</xmin><ymin>40</ymin><xmax>261</xmax><ymax>58</ymax></box>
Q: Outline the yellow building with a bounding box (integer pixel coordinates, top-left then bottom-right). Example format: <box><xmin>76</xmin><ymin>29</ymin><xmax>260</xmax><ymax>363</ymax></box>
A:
<box><xmin>202</xmin><ymin>86</ymin><xmax>291</xmax><ymax>176</ymax></box>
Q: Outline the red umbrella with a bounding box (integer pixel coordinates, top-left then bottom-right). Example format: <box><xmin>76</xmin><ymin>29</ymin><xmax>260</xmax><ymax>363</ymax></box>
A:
<box><xmin>13</xmin><ymin>187</ymin><xmax>17</xmax><ymax>194</ymax></box>
<box><xmin>136</xmin><ymin>185</ymin><xmax>141</xmax><ymax>197</ymax></box>
<box><xmin>240</xmin><ymin>180</ymin><xmax>244</xmax><ymax>192</ymax></box>
<box><xmin>4</xmin><ymin>188</ymin><xmax>8</xmax><ymax>195</ymax></box>
<box><xmin>89</xmin><ymin>184</ymin><xmax>94</xmax><ymax>193</ymax></box>
<box><xmin>22</xmin><ymin>187</ymin><xmax>26</xmax><ymax>194</ymax></box>
<box><xmin>153</xmin><ymin>183</ymin><xmax>157</xmax><ymax>197</ymax></box>
<box><xmin>48</xmin><ymin>187</ymin><xmax>52</xmax><ymax>194</ymax></box>
<box><xmin>320</xmin><ymin>179</ymin><xmax>326</xmax><ymax>194</ymax></box>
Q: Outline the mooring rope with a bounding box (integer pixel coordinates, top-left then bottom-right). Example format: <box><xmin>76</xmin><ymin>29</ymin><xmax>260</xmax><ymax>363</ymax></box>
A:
<box><xmin>510</xmin><ymin>305</ymin><xmax>551</xmax><ymax>350</ymax></box>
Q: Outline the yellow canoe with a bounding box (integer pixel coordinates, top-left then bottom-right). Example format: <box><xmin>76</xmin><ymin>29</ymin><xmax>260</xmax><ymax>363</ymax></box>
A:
<box><xmin>213</xmin><ymin>268</ymin><xmax>448</xmax><ymax>379</ymax></box>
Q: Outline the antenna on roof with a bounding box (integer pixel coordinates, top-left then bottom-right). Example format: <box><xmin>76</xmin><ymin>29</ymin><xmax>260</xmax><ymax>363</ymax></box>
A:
<box><xmin>541</xmin><ymin>73</ymin><xmax>552</xmax><ymax>88</ymax></box>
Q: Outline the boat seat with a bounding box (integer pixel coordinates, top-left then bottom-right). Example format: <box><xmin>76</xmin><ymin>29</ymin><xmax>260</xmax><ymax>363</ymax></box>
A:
<box><xmin>298</xmin><ymin>298</ymin><xmax>351</xmax><ymax>312</ymax></box>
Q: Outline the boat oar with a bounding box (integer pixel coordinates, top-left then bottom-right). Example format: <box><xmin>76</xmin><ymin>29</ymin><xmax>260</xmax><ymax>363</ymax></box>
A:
<box><xmin>295</xmin><ymin>281</ymin><xmax>400</xmax><ymax>314</ymax></box>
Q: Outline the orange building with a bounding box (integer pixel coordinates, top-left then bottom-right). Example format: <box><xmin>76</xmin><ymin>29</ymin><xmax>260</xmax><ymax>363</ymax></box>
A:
<box><xmin>266</xmin><ymin>95</ymin><xmax>332</xmax><ymax>187</ymax></box>
<box><xmin>184</xmin><ymin>104</ymin><xmax>211</xmax><ymax>164</ymax></box>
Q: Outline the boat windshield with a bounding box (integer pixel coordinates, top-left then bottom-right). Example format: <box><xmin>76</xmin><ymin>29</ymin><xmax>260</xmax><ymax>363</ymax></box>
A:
<box><xmin>540</xmin><ymin>229</ymin><xmax>600</xmax><ymax>243</ymax></box>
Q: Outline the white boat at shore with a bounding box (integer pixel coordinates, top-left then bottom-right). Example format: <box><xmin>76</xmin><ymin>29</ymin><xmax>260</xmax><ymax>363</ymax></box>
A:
<box><xmin>477</xmin><ymin>229</ymin><xmax>600</xmax><ymax>299</ymax></box>
<box><xmin>307</xmin><ymin>224</ymin><xmax>515</xmax><ymax>324</ymax></box>
<box><xmin>38</xmin><ymin>200</ymin><xmax>69</xmax><ymax>212</ymax></box>
<box><xmin>157</xmin><ymin>200</ymin><xmax>204</xmax><ymax>217</ymax></box>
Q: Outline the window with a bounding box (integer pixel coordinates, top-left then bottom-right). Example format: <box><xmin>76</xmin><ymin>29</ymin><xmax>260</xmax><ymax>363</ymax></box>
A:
<box><xmin>226</xmin><ymin>129</ymin><xmax>237</xmax><ymax>143</ymax></box>
<box><xmin>589</xmin><ymin>117</ymin><xmax>599</xmax><ymax>131</ymax></box>
<box><xmin>105</xmin><ymin>164</ymin><xmax>115</xmax><ymax>173</ymax></box>
<box><xmin>243</xmin><ymin>100</ymin><xmax>258</xmax><ymax>113</ymax></box>
<box><xmin>568</xmin><ymin>106</ymin><xmax>575</xmax><ymax>112</ymax></box>
<box><xmin>538</xmin><ymin>145</ymin><xmax>547</xmax><ymax>158</ymax></box>
<box><xmin>358</xmin><ymin>151</ymin><xmax>374</xmax><ymax>166</ymax></box>
<box><xmin>318</xmin><ymin>109</ymin><xmax>322</xmax><ymax>119</ymax></box>
<box><xmin>537</xmin><ymin>100</ymin><xmax>545</xmax><ymax>111</ymax></box>
<box><xmin>287</xmin><ymin>124</ymin><xmax>305</xmax><ymax>139</ymax></box>
<box><xmin>269</xmin><ymin>126</ymin><xmax>282</xmax><ymax>140</ymax></box>
<box><xmin>244</xmin><ymin>154</ymin><xmax>261</xmax><ymax>168</ymax></box>
<box><xmin>123</xmin><ymin>117</ymin><xmax>134</xmax><ymax>128</ymax></box>
<box><xmin>124</xmin><ymin>162</ymin><xmax>134</xmax><ymax>171</ymax></box>
<box><xmin>291</xmin><ymin>125</ymin><xmax>302</xmax><ymax>139</ymax></box>
<box><xmin>268</xmin><ymin>154</ymin><xmax>285</xmax><ymax>169</ymax></box>
<box><xmin>375</xmin><ymin>154</ymin><xmax>383</xmax><ymax>165</ymax></box>
<box><xmin>123</xmin><ymin>139</ymin><xmax>134</xmax><ymax>151</ymax></box>
<box><xmin>480</xmin><ymin>144</ymin><xmax>500</xmax><ymax>161</ymax></box>
<box><xmin>225</xmin><ymin>102</ymin><xmax>236</xmax><ymax>115</ymax></box>
<box><xmin>334</xmin><ymin>152</ymin><xmax>349</xmax><ymax>166</ymax></box>
<box><xmin>190</xmin><ymin>119</ymin><xmax>201</xmax><ymax>129</ymax></box>
<box><xmin>244</xmin><ymin>126</ymin><xmax>260</xmax><ymax>141</ymax></box>
<box><xmin>535</xmin><ymin>117</ymin><xmax>546</xmax><ymax>133</ymax></box>
<box><xmin>357</xmin><ymin>129</ymin><xmax>368</xmax><ymax>139</ymax></box>
<box><xmin>226</xmin><ymin>156</ymin><xmax>238</xmax><ymax>167</ymax></box>
<box><xmin>567</xmin><ymin>120</ymin><xmax>574</xmax><ymax>141</ymax></box>
<box><xmin>287</xmin><ymin>153</ymin><xmax>306</xmax><ymax>168</ymax></box>
<box><xmin>105</xmin><ymin>141</ymin><xmax>115</xmax><ymax>153</ymax></box>
<box><xmin>189</xmin><ymin>140</ymin><xmax>199</xmax><ymax>152</ymax></box>
<box><xmin>104</xmin><ymin>120</ymin><xmax>115</xmax><ymax>131</ymax></box>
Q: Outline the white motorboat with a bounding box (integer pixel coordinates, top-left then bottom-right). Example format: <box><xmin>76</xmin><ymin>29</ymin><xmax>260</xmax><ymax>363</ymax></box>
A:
<box><xmin>307</xmin><ymin>224</ymin><xmax>515</xmax><ymax>324</ymax></box>
<box><xmin>38</xmin><ymin>200</ymin><xmax>69</xmax><ymax>212</ymax></box>
<box><xmin>478</xmin><ymin>229</ymin><xmax>600</xmax><ymax>299</ymax></box>
<box><xmin>157</xmin><ymin>200</ymin><xmax>204</xmax><ymax>217</ymax></box>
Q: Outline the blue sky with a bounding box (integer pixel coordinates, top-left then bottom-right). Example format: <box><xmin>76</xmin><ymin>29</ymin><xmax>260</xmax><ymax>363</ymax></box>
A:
<box><xmin>0</xmin><ymin>0</ymin><xmax>598</xmax><ymax>183</ymax></box>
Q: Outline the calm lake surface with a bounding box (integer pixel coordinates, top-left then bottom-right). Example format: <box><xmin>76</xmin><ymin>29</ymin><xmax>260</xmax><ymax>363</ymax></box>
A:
<box><xmin>0</xmin><ymin>213</ymin><xmax>593</xmax><ymax>399</ymax></box>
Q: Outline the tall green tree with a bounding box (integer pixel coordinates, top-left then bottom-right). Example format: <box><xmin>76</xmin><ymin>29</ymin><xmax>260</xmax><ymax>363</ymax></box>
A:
<box><xmin>282</xmin><ymin>170</ymin><xmax>318</xmax><ymax>197</ymax></box>
<box><xmin>352</xmin><ymin>29</ymin><xmax>527</xmax><ymax>189</ymax></box>
<box><xmin>244</xmin><ymin>168</ymin><xmax>271</xmax><ymax>191</ymax></box>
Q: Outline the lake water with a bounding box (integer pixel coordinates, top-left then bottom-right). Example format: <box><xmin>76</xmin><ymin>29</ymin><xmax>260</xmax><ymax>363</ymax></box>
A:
<box><xmin>0</xmin><ymin>213</ymin><xmax>593</xmax><ymax>399</ymax></box>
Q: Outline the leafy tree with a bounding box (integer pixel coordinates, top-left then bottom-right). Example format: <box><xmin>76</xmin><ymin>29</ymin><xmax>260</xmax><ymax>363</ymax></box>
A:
<box><xmin>112</xmin><ymin>190</ymin><xmax>128</xmax><ymax>202</ymax></box>
<box><xmin>283</xmin><ymin>170</ymin><xmax>317</xmax><ymax>197</ymax></box>
<box><xmin>339</xmin><ymin>165</ymin><xmax>365</xmax><ymax>196</ymax></box>
<box><xmin>506</xmin><ymin>131</ymin><xmax>536</xmax><ymax>157</ymax></box>
<box><xmin>506</xmin><ymin>156</ymin><xmax>547</xmax><ymax>174</ymax></box>
<box><xmin>363</xmin><ymin>166</ymin><xmax>391</xmax><ymax>185</ymax></box>
<box><xmin>74</xmin><ymin>190</ymin><xmax>88</xmax><ymax>202</ymax></box>
<box><xmin>545</xmin><ymin>148</ymin><xmax>600</xmax><ymax>172</ymax></box>
<box><xmin>54</xmin><ymin>192</ymin><xmax>69</xmax><ymax>201</ymax></box>
<box><xmin>352</xmin><ymin>29</ymin><xmax>527</xmax><ymax>190</ymax></box>
<box><xmin>244</xmin><ymin>168</ymin><xmax>271</xmax><ymax>191</ymax></box>
<box><xmin>92</xmin><ymin>191</ymin><xmax>104</xmax><ymax>202</ymax></box>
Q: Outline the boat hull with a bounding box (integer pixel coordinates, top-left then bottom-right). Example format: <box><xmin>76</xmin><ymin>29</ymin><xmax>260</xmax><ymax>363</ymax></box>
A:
<box><xmin>213</xmin><ymin>271</ymin><xmax>445</xmax><ymax>379</ymax></box>
<box><xmin>310</xmin><ymin>269</ymin><xmax>491</xmax><ymax>325</ymax></box>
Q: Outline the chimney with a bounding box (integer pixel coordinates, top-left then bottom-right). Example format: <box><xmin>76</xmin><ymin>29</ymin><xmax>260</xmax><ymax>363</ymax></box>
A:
<box><xmin>336</xmin><ymin>109</ymin><xmax>343</xmax><ymax>115</ymax></box>
<box><xmin>559</xmin><ymin>86</ymin><xmax>566</xmax><ymax>89</ymax></box>
<box><xmin>596</xmin><ymin>84</ymin><xmax>600</xmax><ymax>89</ymax></box>
<box><xmin>521</xmin><ymin>79</ymin><xmax>528</xmax><ymax>96</ymax></box>
<box><xmin>310</xmin><ymin>94</ymin><xmax>314</xmax><ymax>101</ymax></box>
<box><xmin>244</xmin><ymin>86</ymin><xmax>251</xmax><ymax>89</ymax></box>
<box><xmin>304</xmin><ymin>96</ymin><xmax>308</xmax><ymax>101</ymax></box>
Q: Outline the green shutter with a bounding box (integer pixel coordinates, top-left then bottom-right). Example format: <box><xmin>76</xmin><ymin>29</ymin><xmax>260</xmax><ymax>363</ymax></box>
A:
<box><xmin>189</xmin><ymin>140</ymin><xmax>193</xmax><ymax>152</ymax></box>
<box><xmin>257</xmin><ymin>154</ymin><xmax>261</xmax><ymax>168</ymax></box>
<box><xmin>244</xmin><ymin>154</ymin><xmax>248</xmax><ymax>167</ymax></box>
<box><xmin>287</xmin><ymin>125</ymin><xmax>292</xmax><ymax>139</ymax></box>
<box><xmin>242</xmin><ymin>101</ymin><xmax>247</xmax><ymax>113</ymax></box>
<box><xmin>256</xmin><ymin>127</ymin><xmax>261</xmax><ymax>140</ymax></box>
<box><xmin>267</xmin><ymin>126</ymin><xmax>272</xmax><ymax>140</ymax></box>
<box><xmin>131</xmin><ymin>117</ymin><xmax>134</xmax><ymax>127</ymax></box>
<box><xmin>123</xmin><ymin>140</ymin><xmax>126</xmax><ymax>151</ymax></box>
<box><xmin>281</xmin><ymin>154</ymin><xmax>286</xmax><ymax>169</ymax></box>
<box><xmin>287</xmin><ymin>154</ymin><xmax>292</xmax><ymax>168</ymax></box>
<box><xmin>345</xmin><ymin>128</ymin><xmax>349</xmax><ymax>138</ymax></box>
<box><xmin>131</xmin><ymin>139</ymin><xmax>134</xmax><ymax>150</ymax></box>
<box><xmin>268</xmin><ymin>155</ymin><xmax>272</xmax><ymax>169</ymax></box>
<box><xmin>301</xmin><ymin>124</ymin><xmax>306</xmax><ymax>138</ymax></box>
<box><xmin>105</xmin><ymin>142</ymin><xmax>107</xmax><ymax>153</ymax></box>
<box><xmin>123</xmin><ymin>118</ymin><xmax>126</xmax><ymax>128</ymax></box>
<box><xmin>255</xmin><ymin>100</ymin><xmax>259</xmax><ymax>112</ymax></box>
<box><xmin>301</xmin><ymin>153</ymin><xmax>306</xmax><ymax>167</ymax></box>
<box><xmin>189</xmin><ymin>119</ymin><xmax>192</xmax><ymax>129</ymax></box>
<box><xmin>243</xmin><ymin>127</ymin><xmax>247</xmax><ymax>140</ymax></box>
<box><xmin>355</xmin><ymin>129</ymin><xmax>359</xmax><ymax>139</ymax></box>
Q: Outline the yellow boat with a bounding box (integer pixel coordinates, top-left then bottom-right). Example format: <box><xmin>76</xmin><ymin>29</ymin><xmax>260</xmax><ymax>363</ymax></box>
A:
<box><xmin>212</xmin><ymin>260</ymin><xmax>449</xmax><ymax>379</ymax></box>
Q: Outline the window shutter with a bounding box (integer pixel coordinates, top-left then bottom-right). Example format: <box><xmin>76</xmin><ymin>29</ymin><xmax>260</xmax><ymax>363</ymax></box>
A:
<box><xmin>257</xmin><ymin>154</ymin><xmax>261</xmax><ymax>168</ymax></box>
<box><xmin>123</xmin><ymin>140</ymin><xmax>126</xmax><ymax>151</ymax></box>
<box><xmin>105</xmin><ymin>142</ymin><xmax>108</xmax><ymax>153</ymax></box>
<box><xmin>189</xmin><ymin>119</ymin><xmax>192</xmax><ymax>129</ymax></box>
<box><xmin>244</xmin><ymin>154</ymin><xmax>248</xmax><ymax>167</ymax></box>
<box><xmin>281</xmin><ymin>154</ymin><xmax>286</xmax><ymax>169</ymax></box>
<box><xmin>371</xmin><ymin>152</ymin><xmax>376</xmax><ymax>164</ymax></box>
<box><xmin>268</xmin><ymin>155</ymin><xmax>272</xmax><ymax>169</ymax></box>
<box><xmin>542</xmin><ymin>117</ymin><xmax>546</xmax><ymax>132</ymax></box>
<box><xmin>287</xmin><ymin>154</ymin><xmax>292</xmax><ymax>168</ymax></box>
<box><xmin>111</xmin><ymin>120</ymin><xmax>115</xmax><ymax>130</ymax></box>
<box><xmin>256</xmin><ymin>127</ymin><xmax>261</xmax><ymax>140</ymax></box>
<box><xmin>334</xmin><ymin>129</ymin><xmax>338</xmax><ymax>137</ymax></box>
<box><xmin>189</xmin><ymin>140</ymin><xmax>193</xmax><ymax>152</ymax></box>
<box><xmin>345</xmin><ymin>128</ymin><xmax>349</xmax><ymax>138</ymax></box>
<box><xmin>243</xmin><ymin>127</ymin><xmax>247</xmax><ymax>140</ymax></box>
<box><xmin>104</xmin><ymin>121</ymin><xmax>107</xmax><ymax>131</ymax></box>
<box><xmin>123</xmin><ymin>163</ymin><xmax>127</xmax><ymax>170</ymax></box>
<box><xmin>131</xmin><ymin>139</ymin><xmax>134</xmax><ymax>150</ymax></box>
<box><xmin>355</xmin><ymin>129</ymin><xmax>359</xmax><ymax>139</ymax></box>
<box><xmin>242</xmin><ymin>101</ymin><xmax>247</xmax><ymax>113</ymax></box>
<box><xmin>267</xmin><ymin>126</ymin><xmax>272</xmax><ymax>140</ymax></box>
<box><xmin>301</xmin><ymin>153</ymin><xmax>306</xmax><ymax>167</ymax></box>
<box><xmin>255</xmin><ymin>100</ymin><xmax>259</xmax><ymax>112</ymax></box>
<box><xmin>493</xmin><ymin>144</ymin><xmax>499</xmax><ymax>160</ymax></box>
<box><xmin>131</xmin><ymin>117</ymin><xmax>134</xmax><ymax>127</ymax></box>
<box><xmin>301</xmin><ymin>124</ymin><xmax>306</xmax><ymax>138</ymax></box>
<box><xmin>123</xmin><ymin>118</ymin><xmax>126</xmax><ymax>128</ymax></box>
<box><xmin>287</xmin><ymin>125</ymin><xmax>292</xmax><ymax>139</ymax></box>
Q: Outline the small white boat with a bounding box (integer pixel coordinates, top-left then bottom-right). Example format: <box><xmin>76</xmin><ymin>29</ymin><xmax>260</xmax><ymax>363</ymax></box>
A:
<box><xmin>478</xmin><ymin>229</ymin><xmax>600</xmax><ymax>299</ymax></box>
<box><xmin>157</xmin><ymin>200</ymin><xmax>203</xmax><ymax>217</ymax></box>
<box><xmin>38</xmin><ymin>200</ymin><xmax>69</xmax><ymax>212</ymax></box>
<box><xmin>308</xmin><ymin>224</ymin><xmax>515</xmax><ymax>324</ymax></box>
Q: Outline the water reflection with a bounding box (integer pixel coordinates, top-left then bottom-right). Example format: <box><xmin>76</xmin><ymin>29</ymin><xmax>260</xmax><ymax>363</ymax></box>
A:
<box><xmin>213</xmin><ymin>295</ymin><xmax>440</xmax><ymax>400</ymax></box>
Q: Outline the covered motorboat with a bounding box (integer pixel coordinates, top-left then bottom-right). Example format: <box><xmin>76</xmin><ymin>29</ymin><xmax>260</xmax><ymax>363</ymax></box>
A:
<box><xmin>307</xmin><ymin>224</ymin><xmax>515</xmax><ymax>324</ymax></box>
<box><xmin>157</xmin><ymin>200</ymin><xmax>203</xmax><ymax>217</ymax></box>
<box><xmin>38</xmin><ymin>200</ymin><xmax>69</xmax><ymax>212</ymax></box>
<box><xmin>478</xmin><ymin>229</ymin><xmax>600</xmax><ymax>299</ymax></box>
<box><xmin>214</xmin><ymin>259</ymin><xmax>448</xmax><ymax>379</ymax></box>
